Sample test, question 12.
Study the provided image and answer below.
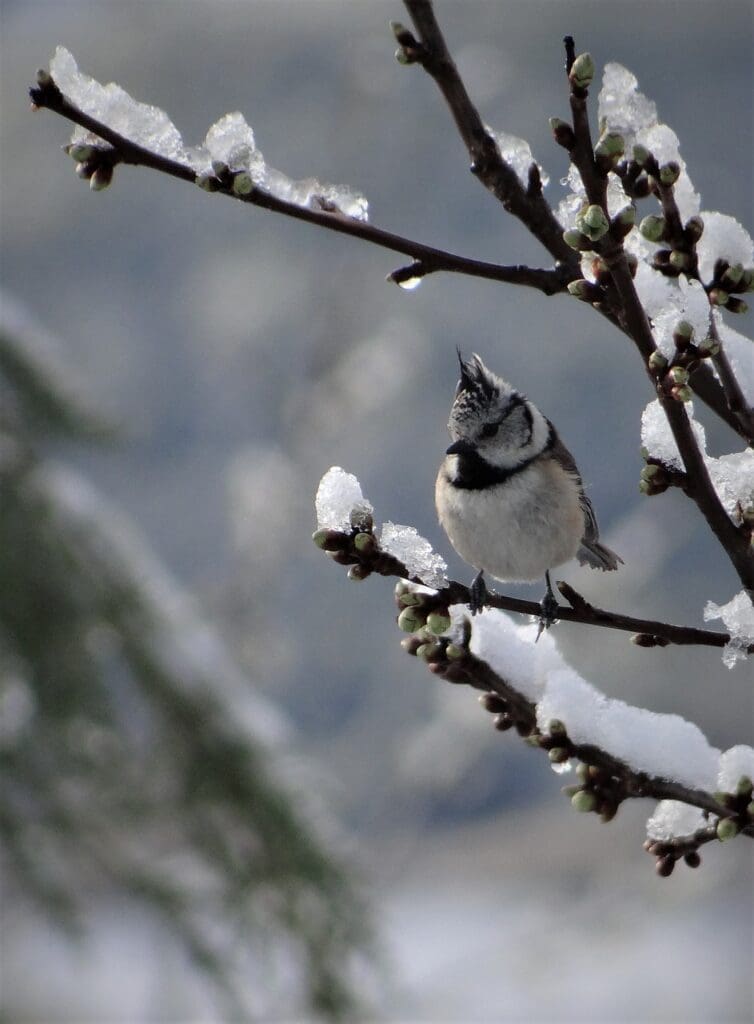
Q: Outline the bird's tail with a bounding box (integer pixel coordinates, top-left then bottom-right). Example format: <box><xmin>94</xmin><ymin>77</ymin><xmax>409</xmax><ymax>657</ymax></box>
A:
<box><xmin>577</xmin><ymin>540</ymin><xmax>623</xmax><ymax>572</ymax></box>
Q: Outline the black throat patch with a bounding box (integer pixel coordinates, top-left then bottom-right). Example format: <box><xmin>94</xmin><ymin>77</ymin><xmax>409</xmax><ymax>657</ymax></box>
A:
<box><xmin>449</xmin><ymin>423</ymin><xmax>556</xmax><ymax>491</ymax></box>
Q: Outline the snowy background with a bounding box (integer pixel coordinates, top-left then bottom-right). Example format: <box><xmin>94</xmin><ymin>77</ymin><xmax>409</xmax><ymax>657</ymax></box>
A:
<box><xmin>2</xmin><ymin>1</ymin><xmax>753</xmax><ymax>1020</ymax></box>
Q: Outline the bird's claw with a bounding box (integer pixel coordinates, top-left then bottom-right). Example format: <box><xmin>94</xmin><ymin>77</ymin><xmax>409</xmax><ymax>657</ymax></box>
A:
<box><xmin>536</xmin><ymin>571</ymin><xmax>559</xmax><ymax>641</ymax></box>
<box><xmin>469</xmin><ymin>570</ymin><xmax>488</xmax><ymax>616</ymax></box>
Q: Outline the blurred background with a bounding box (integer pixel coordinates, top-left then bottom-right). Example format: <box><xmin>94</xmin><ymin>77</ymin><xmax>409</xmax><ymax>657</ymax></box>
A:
<box><xmin>1</xmin><ymin>1</ymin><xmax>752</xmax><ymax>1020</ymax></box>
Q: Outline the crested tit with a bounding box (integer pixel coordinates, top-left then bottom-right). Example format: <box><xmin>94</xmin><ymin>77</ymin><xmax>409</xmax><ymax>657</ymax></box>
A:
<box><xmin>435</xmin><ymin>352</ymin><xmax>621</xmax><ymax>625</ymax></box>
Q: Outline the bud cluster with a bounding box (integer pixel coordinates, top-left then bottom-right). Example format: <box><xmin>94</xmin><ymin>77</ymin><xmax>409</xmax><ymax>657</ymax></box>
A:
<box><xmin>64</xmin><ymin>141</ymin><xmax>116</xmax><ymax>191</ymax></box>
<box><xmin>712</xmin><ymin>774</ymin><xmax>754</xmax><ymax>839</ymax></box>
<box><xmin>395</xmin><ymin>582</ymin><xmax>466</xmax><ymax>675</ymax></box>
<box><xmin>477</xmin><ymin>688</ymin><xmax>536</xmax><ymax>738</ymax></box>
<box><xmin>312</xmin><ymin>510</ymin><xmax>382</xmax><ymax>582</ymax></box>
<box><xmin>706</xmin><ymin>259</ymin><xmax>752</xmax><ymax>314</ymax></box>
<box><xmin>643</xmin><ymin>836</ymin><xmax>703</xmax><ymax>877</ymax></box>
<box><xmin>390</xmin><ymin>20</ymin><xmax>424</xmax><ymax>65</ymax></box>
<box><xmin>562</xmin><ymin>759</ymin><xmax>623</xmax><ymax>823</ymax></box>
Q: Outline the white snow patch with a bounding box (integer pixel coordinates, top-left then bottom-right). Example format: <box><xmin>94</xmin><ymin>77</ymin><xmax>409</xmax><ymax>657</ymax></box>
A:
<box><xmin>380</xmin><ymin>523</ymin><xmax>447</xmax><ymax>588</ymax></box>
<box><xmin>646</xmin><ymin>800</ymin><xmax>708</xmax><ymax>841</ymax></box>
<box><xmin>717</xmin><ymin>745</ymin><xmax>754</xmax><ymax>793</ymax></box>
<box><xmin>704</xmin><ymin>591</ymin><xmax>754</xmax><ymax>669</ymax></box>
<box><xmin>315</xmin><ymin>467</ymin><xmax>373</xmax><ymax>532</ymax></box>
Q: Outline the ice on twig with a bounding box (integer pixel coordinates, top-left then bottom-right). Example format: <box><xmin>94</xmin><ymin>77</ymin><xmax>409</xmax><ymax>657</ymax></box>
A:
<box><xmin>646</xmin><ymin>801</ymin><xmax>708</xmax><ymax>841</ymax></box>
<box><xmin>48</xmin><ymin>47</ymin><xmax>369</xmax><ymax>220</ymax></box>
<box><xmin>50</xmin><ymin>46</ymin><xmax>188</xmax><ymax>162</ymax></box>
<box><xmin>717</xmin><ymin>745</ymin><xmax>754</xmax><ymax>793</ymax></box>
<box><xmin>597</xmin><ymin>63</ymin><xmax>700</xmax><ymax>220</ymax></box>
<box><xmin>315</xmin><ymin>467</ymin><xmax>373</xmax><ymax>533</ymax></box>
<box><xmin>704</xmin><ymin>591</ymin><xmax>754</xmax><ymax>669</ymax></box>
<box><xmin>651</xmin><ymin>278</ymin><xmax>713</xmax><ymax>359</ymax></box>
<box><xmin>487</xmin><ymin>127</ymin><xmax>549</xmax><ymax>188</ymax></box>
<box><xmin>640</xmin><ymin>398</ymin><xmax>706</xmax><ymax>471</ymax></box>
<box><xmin>379</xmin><ymin>522</ymin><xmax>447</xmax><ymax>587</ymax></box>
<box><xmin>536</xmin><ymin>668</ymin><xmax>720</xmax><ymax>789</ymax></box>
<box><xmin>695</xmin><ymin>212</ymin><xmax>754</xmax><ymax>286</ymax></box>
<box><xmin>460</xmin><ymin>606</ymin><xmax>561</xmax><ymax>703</ymax></box>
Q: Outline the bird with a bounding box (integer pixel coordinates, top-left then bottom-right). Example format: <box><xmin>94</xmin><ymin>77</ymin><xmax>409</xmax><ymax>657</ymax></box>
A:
<box><xmin>435</xmin><ymin>351</ymin><xmax>621</xmax><ymax>630</ymax></box>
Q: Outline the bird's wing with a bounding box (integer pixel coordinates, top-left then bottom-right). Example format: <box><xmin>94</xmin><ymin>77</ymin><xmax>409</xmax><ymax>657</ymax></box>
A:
<box><xmin>547</xmin><ymin>431</ymin><xmax>600</xmax><ymax>543</ymax></box>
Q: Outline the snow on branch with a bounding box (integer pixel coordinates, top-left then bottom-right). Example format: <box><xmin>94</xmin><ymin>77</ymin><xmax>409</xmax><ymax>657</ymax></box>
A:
<box><xmin>312</xmin><ymin>468</ymin><xmax>754</xmax><ymax>873</ymax></box>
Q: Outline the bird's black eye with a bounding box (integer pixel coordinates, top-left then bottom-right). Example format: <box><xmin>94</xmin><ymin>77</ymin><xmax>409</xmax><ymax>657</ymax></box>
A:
<box><xmin>481</xmin><ymin>422</ymin><xmax>499</xmax><ymax>438</ymax></box>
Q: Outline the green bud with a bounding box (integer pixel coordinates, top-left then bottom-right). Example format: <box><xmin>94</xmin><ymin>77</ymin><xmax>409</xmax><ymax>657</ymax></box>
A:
<box><xmin>639</xmin><ymin>214</ymin><xmax>666</xmax><ymax>242</ymax></box>
<box><xmin>569</xmin><ymin>52</ymin><xmax>595</xmax><ymax>90</ymax></box>
<box><xmin>232</xmin><ymin>172</ymin><xmax>254</xmax><ymax>196</ymax></box>
<box><xmin>562</xmin><ymin>784</ymin><xmax>582</xmax><ymax>797</ymax></box>
<box><xmin>716</xmin><ymin>818</ymin><xmax>740</xmax><ymax>842</ymax></box>
<box><xmin>708</xmin><ymin>288</ymin><xmax>729</xmax><ymax>306</ymax></box>
<box><xmin>397</xmin><ymin>606</ymin><xmax>425</xmax><ymax>634</ymax></box>
<box><xmin>195</xmin><ymin>172</ymin><xmax>219</xmax><ymax>192</ymax></box>
<box><xmin>669</xmin><ymin>365</ymin><xmax>689</xmax><ymax>385</ymax></box>
<box><xmin>548</xmin><ymin>747</ymin><xmax>570</xmax><ymax>764</ymax></box>
<box><xmin>648</xmin><ymin>350</ymin><xmax>668</xmax><ymax>372</ymax></box>
<box><xmin>576</xmin><ymin>763</ymin><xmax>590</xmax><ymax>781</ymax></box>
<box><xmin>595</xmin><ymin>131</ymin><xmax>625</xmax><ymax>161</ymax></box>
<box><xmin>638</xmin><ymin>479</ymin><xmax>653</xmax><ymax>495</ymax></box>
<box><xmin>671</xmin><ymin>385</ymin><xmax>693</xmax><ymax>403</ymax></box>
<box><xmin>445</xmin><ymin>643</ymin><xmax>465</xmax><ymax>660</ymax></box>
<box><xmin>567</xmin><ymin>279</ymin><xmax>593</xmax><ymax>299</ymax></box>
<box><xmin>36</xmin><ymin>67</ymin><xmax>52</xmax><ymax>87</ymax></box>
<box><xmin>668</xmin><ymin>250</ymin><xmax>690</xmax><ymax>271</ymax></box>
<box><xmin>353</xmin><ymin>531</ymin><xmax>375</xmax><ymax>554</ymax></box>
<box><xmin>548</xmin><ymin>719</ymin><xmax>567</xmax><ymax>737</ymax></box>
<box><xmin>395</xmin><ymin>47</ymin><xmax>412</xmax><ymax>65</ymax></box>
<box><xmin>641</xmin><ymin>463</ymin><xmax>661</xmax><ymax>481</ymax></box>
<box><xmin>416</xmin><ymin>642</ymin><xmax>442</xmax><ymax>662</ymax></box>
<box><xmin>632</xmin><ymin>144</ymin><xmax>650</xmax><ymax>167</ymax></box>
<box><xmin>571</xmin><ymin>789</ymin><xmax>597</xmax><ymax>813</ymax></box>
<box><xmin>347</xmin><ymin>564</ymin><xmax>370</xmax><ymax>581</ymax></box>
<box><xmin>426</xmin><ymin>611</ymin><xmax>452</xmax><ymax>635</ymax></box>
<box><xmin>741</xmin><ymin>269</ymin><xmax>754</xmax><ymax>291</ymax></box>
<box><xmin>89</xmin><ymin>166</ymin><xmax>112</xmax><ymax>191</ymax></box>
<box><xmin>684</xmin><ymin>215</ymin><xmax>704</xmax><ymax>243</ymax></box>
<box><xmin>549</xmin><ymin>117</ymin><xmax>575</xmax><ymax>148</ymax></box>
<box><xmin>725</xmin><ymin>296</ymin><xmax>749</xmax><ymax>314</ymax></box>
<box><xmin>721</xmin><ymin>263</ymin><xmax>743</xmax><ymax>287</ymax></box>
<box><xmin>562</xmin><ymin>228</ymin><xmax>592</xmax><ymax>251</ymax></box>
<box><xmin>735</xmin><ymin>775</ymin><xmax>753</xmax><ymax>797</ymax></box>
<box><xmin>673</xmin><ymin>320</ymin><xmax>694</xmax><ymax>346</ymax></box>
<box><xmin>211</xmin><ymin>160</ymin><xmax>229</xmax><ymax>177</ymax></box>
<box><xmin>658</xmin><ymin>162</ymin><xmax>681</xmax><ymax>185</ymax></box>
<box><xmin>75</xmin><ymin>161</ymin><xmax>92</xmax><ymax>180</ymax></box>
<box><xmin>400</xmin><ymin>636</ymin><xmax>421</xmax><ymax>656</ymax></box>
<box><xmin>68</xmin><ymin>143</ymin><xmax>95</xmax><ymax>162</ymax></box>
<box><xmin>697</xmin><ymin>339</ymin><xmax>720</xmax><ymax>358</ymax></box>
<box><xmin>615</xmin><ymin>204</ymin><xmax>636</xmax><ymax>227</ymax></box>
<box><xmin>581</xmin><ymin>204</ymin><xmax>609</xmax><ymax>235</ymax></box>
<box><xmin>399</xmin><ymin>590</ymin><xmax>423</xmax><ymax>608</ymax></box>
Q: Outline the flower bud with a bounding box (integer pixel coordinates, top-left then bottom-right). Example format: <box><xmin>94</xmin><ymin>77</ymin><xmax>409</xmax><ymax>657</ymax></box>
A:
<box><xmin>416</xmin><ymin>642</ymin><xmax>442</xmax><ymax>662</ymax></box>
<box><xmin>632</xmin><ymin>144</ymin><xmax>650</xmax><ymax>167</ymax></box>
<box><xmin>639</xmin><ymin>214</ymin><xmax>666</xmax><ymax>242</ymax></box>
<box><xmin>612</xmin><ymin>204</ymin><xmax>636</xmax><ymax>232</ymax></box>
<box><xmin>36</xmin><ymin>67</ymin><xmax>52</xmax><ymax>87</ymax></box>
<box><xmin>89</xmin><ymin>165</ymin><xmax>113</xmax><ymax>191</ymax></box>
<box><xmin>720</xmin><ymin>263</ymin><xmax>743</xmax><ymax>288</ymax></box>
<box><xmin>347</xmin><ymin>563</ymin><xmax>370</xmax><ymax>581</ymax></box>
<box><xmin>668</xmin><ymin>250</ymin><xmax>690</xmax><ymax>271</ymax></box>
<box><xmin>708</xmin><ymin>288</ymin><xmax>729</xmax><ymax>306</ymax></box>
<box><xmin>195</xmin><ymin>172</ymin><xmax>219</xmax><ymax>192</ymax></box>
<box><xmin>68</xmin><ymin>143</ymin><xmax>95</xmax><ymax>162</ymax></box>
<box><xmin>569</xmin><ymin>52</ymin><xmax>595</xmax><ymax>90</ymax></box>
<box><xmin>571</xmin><ymin>789</ymin><xmax>597</xmax><ymax>813</ymax></box>
<box><xmin>426</xmin><ymin>611</ymin><xmax>452</xmax><ymax>636</ymax></box>
<box><xmin>697</xmin><ymin>338</ymin><xmax>720</xmax><ymax>358</ymax></box>
<box><xmin>673</xmin><ymin>320</ymin><xmax>694</xmax><ymax>349</ymax></box>
<box><xmin>716</xmin><ymin>817</ymin><xmax>740</xmax><ymax>842</ymax></box>
<box><xmin>656</xmin><ymin>855</ymin><xmax>675</xmax><ymax>877</ymax></box>
<box><xmin>684</xmin><ymin>215</ymin><xmax>704</xmax><ymax>243</ymax></box>
<box><xmin>648</xmin><ymin>350</ymin><xmax>668</xmax><ymax>373</ymax></box>
<box><xmin>548</xmin><ymin>747</ymin><xmax>570</xmax><ymax>764</ymax></box>
<box><xmin>401</xmin><ymin>636</ymin><xmax>422</xmax><ymax>656</ymax></box>
<box><xmin>232</xmin><ymin>172</ymin><xmax>254</xmax><ymax>196</ymax></box>
<box><xmin>579</xmin><ymin>204</ymin><xmax>609</xmax><ymax>238</ymax></box>
<box><xmin>548</xmin><ymin>719</ymin><xmax>567</xmax><ymax>737</ymax></box>
<box><xmin>658</xmin><ymin>161</ymin><xmax>681</xmax><ymax>186</ymax></box>
<box><xmin>725</xmin><ymin>296</ymin><xmax>748</xmax><ymax>314</ymax></box>
<box><xmin>671</xmin><ymin>384</ymin><xmax>693</xmax><ymax>403</ymax></box>
<box><xmin>562</xmin><ymin>228</ymin><xmax>592</xmax><ymax>251</ymax></box>
<box><xmin>735</xmin><ymin>775</ymin><xmax>753</xmax><ymax>798</ymax></box>
<box><xmin>567</xmin><ymin>279</ymin><xmax>600</xmax><ymax>301</ymax></box>
<box><xmin>640</xmin><ymin>463</ymin><xmax>662</xmax><ymax>481</ymax></box>
<box><xmin>211</xmin><ymin>160</ymin><xmax>229</xmax><ymax>178</ymax></box>
<box><xmin>549</xmin><ymin>117</ymin><xmax>575</xmax><ymax>149</ymax></box>
<box><xmin>353</xmin><ymin>532</ymin><xmax>375</xmax><ymax>554</ymax></box>
<box><xmin>445</xmin><ymin>643</ymin><xmax>465</xmax><ymax>660</ymax></box>
<box><xmin>669</xmin><ymin>365</ymin><xmax>689</xmax><ymax>386</ymax></box>
<box><xmin>595</xmin><ymin>132</ymin><xmax>625</xmax><ymax>169</ymax></box>
<box><xmin>75</xmin><ymin>161</ymin><xmax>93</xmax><ymax>180</ymax></box>
<box><xmin>397</xmin><ymin>606</ymin><xmax>425</xmax><ymax>634</ymax></box>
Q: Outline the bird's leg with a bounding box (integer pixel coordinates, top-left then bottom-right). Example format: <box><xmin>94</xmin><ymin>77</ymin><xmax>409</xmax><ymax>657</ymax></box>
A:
<box><xmin>537</xmin><ymin>571</ymin><xmax>559</xmax><ymax>640</ymax></box>
<box><xmin>469</xmin><ymin>569</ymin><xmax>488</xmax><ymax>616</ymax></box>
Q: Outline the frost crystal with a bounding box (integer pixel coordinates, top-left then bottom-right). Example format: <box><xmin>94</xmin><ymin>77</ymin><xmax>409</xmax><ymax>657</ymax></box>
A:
<box><xmin>646</xmin><ymin>800</ymin><xmax>708</xmax><ymax>841</ymax></box>
<box><xmin>379</xmin><ymin>522</ymin><xmax>446</xmax><ymax>587</ymax></box>
<box><xmin>704</xmin><ymin>591</ymin><xmax>754</xmax><ymax>669</ymax></box>
<box><xmin>536</xmin><ymin>669</ymin><xmax>719</xmax><ymax>789</ymax></box>
<box><xmin>315</xmin><ymin>467</ymin><xmax>373</xmax><ymax>532</ymax></box>
<box><xmin>50</xmin><ymin>46</ymin><xmax>188</xmax><ymax>161</ymax></box>
<box><xmin>488</xmin><ymin>128</ymin><xmax>549</xmax><ymax>188</ymax></box>
<box><xmin>717</xmin><ymin>745</ymin><xmax>754</xmax><ymax>793</ymax></box>
<box><xmin>695</xmin><ymin>212</ymin><xmax>754</xmax><ymax>286</ymax></box>
<box><xmin>49</xmin><ymin>47</ymin><xmax>369</xmax><ymax>221</ymax></box>
<box><xmin>651</xmin><ymin>278</ymin><xmax>712</xmax><ymax>359</ymax></box>
<box><xmin>640</xmin><ymin>399</ymin><xmax>706</xmax><ymax>471</ymax></box>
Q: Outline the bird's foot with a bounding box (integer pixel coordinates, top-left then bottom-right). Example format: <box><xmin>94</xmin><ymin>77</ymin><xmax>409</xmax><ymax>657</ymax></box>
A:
<box><xmin>536</xmin><ymin>572</ymin><xmax>559</xmax><ymax>641</ymax></box>
<box><xmin>469</xmin><ymin>570</ymin><xmax>488</xmax><ymax>616</ymax></box>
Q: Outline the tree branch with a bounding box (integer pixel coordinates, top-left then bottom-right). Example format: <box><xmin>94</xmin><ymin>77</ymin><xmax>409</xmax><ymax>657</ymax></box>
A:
<box><xmin>401</xmin><ymin>0</ymin><xmax>577</xmax><ymax>266</ymax></box>
<box><xmin>29</xmin><ymin>74</ymin><xmax>568</xmax><ymax>298</ymax></box>
<box><xmin>315</xmin><ymin>527</ymin><xmax>752</xmax><ymax>653</ymax></box>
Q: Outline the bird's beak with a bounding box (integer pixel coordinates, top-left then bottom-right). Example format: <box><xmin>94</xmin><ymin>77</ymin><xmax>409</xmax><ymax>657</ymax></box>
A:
<box><xmin>446</xmin><ymin>439</ymin><xmax>475</xmax><ymax>456</ymax></box>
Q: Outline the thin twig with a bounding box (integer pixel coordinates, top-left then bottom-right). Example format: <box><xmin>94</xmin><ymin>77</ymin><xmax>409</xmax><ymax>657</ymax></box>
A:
<box><xmin>29</xmin><ymin>76</ymin><xmax>568</xmax><ymax>297</ymax></box>
<box><xmin>402</xmin><ymin>0</ymin><xmax>577</xmax><ymax>266</ymax></box>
